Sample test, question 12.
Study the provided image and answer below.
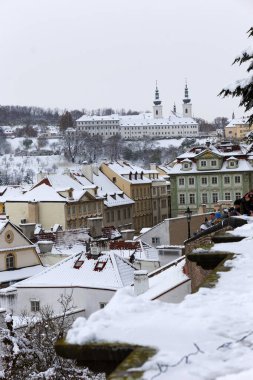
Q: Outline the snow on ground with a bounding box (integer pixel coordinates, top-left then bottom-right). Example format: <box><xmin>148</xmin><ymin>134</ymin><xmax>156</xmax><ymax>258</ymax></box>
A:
<box><xmin>156</xmin><ymin>138</ymin><xmax>208</xmax><ymax>148</ymax></box>
<box><xmin>67</xmin><ymin>218</ymin><xmax>253</xmax><ymax>380</ymax></box>
<box><xmin>0</xmin><ymin>154</ymin><xmax>75</xmax><ymax>177</ymax></box>
<box><xmin>6</xmin><ymin>137</ymin><xmax>61</xmax><ymax>152</ymax></box>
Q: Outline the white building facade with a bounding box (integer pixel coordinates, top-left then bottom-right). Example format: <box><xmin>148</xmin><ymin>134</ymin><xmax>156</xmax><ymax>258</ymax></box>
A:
<box><xmin>76</xmin><ymin>84</ymin><xmax>199</xmax><ymax>139</ymax></box>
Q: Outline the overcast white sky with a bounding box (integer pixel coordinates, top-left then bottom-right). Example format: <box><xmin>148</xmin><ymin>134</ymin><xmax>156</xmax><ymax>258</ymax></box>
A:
<box><xmin>0</xmin><ymin>0</ymin><xmax>252</xmax><ymax>121</ymax></box>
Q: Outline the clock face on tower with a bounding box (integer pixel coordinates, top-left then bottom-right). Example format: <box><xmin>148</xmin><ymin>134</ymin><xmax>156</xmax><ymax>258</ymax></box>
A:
<box><xmin>5</xmin><ymin>230</ymin><xmax>14</xmax><ymax>244</ymax></box>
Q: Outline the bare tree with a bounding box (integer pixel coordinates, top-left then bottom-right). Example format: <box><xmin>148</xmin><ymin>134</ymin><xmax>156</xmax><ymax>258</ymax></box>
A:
<box><xmin>104</xmin><ymin>133</ymin><xmax>123</xmax><ymax>161</ymax></box>
<box><xmin>1</xmin><ymin>293</ymin><xmax>104</xmax><ymax>380</ymax></box>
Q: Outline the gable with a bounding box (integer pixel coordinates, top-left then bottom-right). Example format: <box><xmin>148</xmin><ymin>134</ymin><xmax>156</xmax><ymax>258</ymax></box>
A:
<box><xmin>0</xmin><ymin>222</ymin><xmax>34</xmax><ymax>250</ymax></box>
<box><xmin>196</xmin><ymin>149</ymin><xmax>222</xmax><ymax>160</ymax></box>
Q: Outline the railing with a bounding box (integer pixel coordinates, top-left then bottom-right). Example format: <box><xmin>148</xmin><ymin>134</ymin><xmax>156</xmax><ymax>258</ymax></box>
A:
<box><xmin>185</xmin><ymin>216</ymin><xmax>247</xmax><ymax>244</ymax></box>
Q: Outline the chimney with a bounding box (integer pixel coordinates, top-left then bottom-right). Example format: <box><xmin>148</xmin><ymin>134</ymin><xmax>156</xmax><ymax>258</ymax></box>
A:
<box><xmin>81</xmin><ymin>162</ymin><xmax>93</xmax><ymax>183</ymax></box>
<box><xmin>206</xmin><ymin>141</ymin><xmax>211</xmax><ymax>148</ymax></box>
<box><xmin>68</xmin><ymin>188</ymin><xmax>74</xmax><ymax>200</ymax></box>
<box><xmin>92</xmin><ymin>164</ymin><xmax>99</xmax><ymax>176</ymax></box>
<box><xmin>134</xmin><ymin>270</ymin><xmax>149</xmax><ymax>296</ymax></box>
<box><xmin>150</xmin><ymin>163</ymin><xmax>157</xmax><ymax>171</ymax></box>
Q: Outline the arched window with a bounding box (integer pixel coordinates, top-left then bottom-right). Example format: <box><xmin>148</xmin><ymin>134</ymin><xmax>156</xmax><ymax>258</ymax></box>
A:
<box><xmin>6</xmin><ymin>254</ymin><xmax>15</xmax><ymax>270</ymax></box>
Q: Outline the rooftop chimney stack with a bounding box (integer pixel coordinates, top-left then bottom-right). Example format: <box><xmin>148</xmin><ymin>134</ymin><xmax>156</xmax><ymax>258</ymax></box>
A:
<box><xmin>134</xmin><ymin>270</ymin><xmax>149</xmax><ymax>296</ymax></box>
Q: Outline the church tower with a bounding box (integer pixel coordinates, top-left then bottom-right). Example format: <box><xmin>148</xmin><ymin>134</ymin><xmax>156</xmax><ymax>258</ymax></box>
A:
<box><xmin>182</xmin><ymin>82</ymin><xmax>192</xmax><ymax>118</ymax></box>
<box><xmin>153</xmin><ymin>81</ymin><xmax>163</xmax><ymax>119</ymax></box>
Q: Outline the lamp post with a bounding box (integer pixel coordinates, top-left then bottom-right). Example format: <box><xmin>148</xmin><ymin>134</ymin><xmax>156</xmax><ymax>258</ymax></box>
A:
<box><xmin>185</xmin><ymin>207</ymin><xmax>192</xmax><ymax>239</ymax></box>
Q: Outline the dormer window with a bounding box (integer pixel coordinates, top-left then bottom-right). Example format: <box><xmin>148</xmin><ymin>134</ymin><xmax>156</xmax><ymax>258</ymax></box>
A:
<box><xmin>226</xmin><ymin>157</ymin><xmax>238</xmax><ymax>169</ymax></box>
<box><xmin>181</xmin><ymin>160</ymin><xmax>192</xmax><ymax>171</ymax></box>
<box><xmin>74</xmin><ymin>260</ymin><xmax>84</xmax><ymax>269</ymax></box>
<box><xmin>94</xmin><ymin>260</ymin><xmax>107</xmax><ymax>272</ymax></box>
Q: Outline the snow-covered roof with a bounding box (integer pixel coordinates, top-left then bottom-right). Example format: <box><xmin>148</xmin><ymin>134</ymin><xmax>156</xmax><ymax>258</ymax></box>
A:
<box><xmin>76</xmin><ymin>112</ymin><xmax>198</xmax><ymax>127</ymax></box>
<box><xmin>119</xmin><ymin>112</ymin><xmax>197</xmax><ymax>126</ymax></box>
<box><xmin>72</xmin><ymin>170</ymin><xmax>134</xmax><ymax>207</ymax></box>
<box><xmin>66</xmin><ymin>219</ymin><xmax>253</xmax><ymax>380</ymax></box>
<box><xmin>76</xmin><ymin>114</ymin><xmax>120</xmax><ymax>122</ymax></box>
<box><xmin>226</xmin><ymin>116</ymin><xmax>250</xmax><ymax>128</ymax></box>
<box><xmin>169</xmin><ymin>158</ymin><xmax>253</xmax><ymax>174</ymax></box>
<box><xmin>140</xmin><ymin>257</ymin><xmax>188</xmax><ymax>300</ymax></box>
<box><xmin>0</xmin><ymin>265</ymin><xmax>44</xmax><ymax>284</ymax></box>
<box><xmin>6</xmin><ymin>183</ymin><xmax>66</xmax><ymax>202</ymax></box>
<box><xmin>13</xmin><ymin>251</ymin><xmax>136</xmax><ymax>290</ymax></box>
<box><xmin>46</xmin><ymin>174</ymin><xmax>85</xmax><ymax>191</ymax></box>
<box><xmin>0</xmin><ymin>186</ymin><xmax>25</xmax><ymax>203</ymax></box>
<box><xmin>104</xmin><ymin>162</ymin><xmax>151</xmax><ymax>184</ymax></box>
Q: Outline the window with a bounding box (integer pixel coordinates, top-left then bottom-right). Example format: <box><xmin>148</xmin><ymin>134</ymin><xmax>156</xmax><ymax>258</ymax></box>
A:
<box><xmin>200</xmin><ymin>160</ymin><xmax>207</xmax><ymax>167</ymax></box>
<box><xmin>117</xmin><ymin>210</ymin><xmax>121</xmax><ymax>220</ymax></box>
<box><xmin>211</xmin><ymin>160</ymin><xmax>217</xmax><ymax>166</ymax></box>
<box><xmin>152</xmin><ymin>188</ymin><xmax>156</xmax><ymax>195</ymax></box>
<box><xmin>224</xmin><ymin>176</ymin><xmax>230</xmax><ymax>184</ymax></box>
<box><xmin>179</xmin><ymin>194</ymin><xmax>185</xmax><ymax>204</ymax></box>
<box><xmin>31</xmin><ymin>300</ymin><xmax>40</xmax><ymax>312</ymax></box>
<box><xmin>189</xmin><ymin>177</ymin><xmax>195</xmax><ymax>185</ymax></box>
<box><xmin>161</xmin><ymin>199</ymin><xmax>167</xmax><ymax>208</ymax></box>
<box><xmin>211</xmin><ymin>177</ymin><xmax>218</xmax><ymax>185</ymax></box>
<box><xmin>225</xmin><ymin>192</ymin><xmax>231</xmax><ymax>200</ymax></box>
<box><xmin>152</xmin><ymin>237</ymin><xmax>160</xmax><ymax>244</ymax></box>
<box><xmin>230</xmin><ymin>161</ymin><xmax>235</xmax><ymax>167</ymax></box>
<box><xmin>179</xmin><ymin>178</ymin><xmax>185</xmax><ymax>186</ymax></box>
<box><xmin>6</xmin><ymin>254</ymin><xmax>14</xmax><ymax>270</ymax></box>
<box><xmin>202</xmin><ymin>193</ymin><xmax>208</xmax><ymax>204</ymax></box>
<box><xmin>153</xmin><ymin>200</ymin><xmax>157</xmax><ymax>210</ymax></box>
<box><xmin>189</xmin><ymin>193</ymin><xmax>196</xmax><ymax>204</ymax></box>
<box><xmin>94</xmin><ymin>261</ymin><xmax>107</xmax><ymax>272</ymax></box>
<box><xmin>235</xmin><ymin>192</ymin><xmax>241</xmax><ymax>199</ymax></box>
<box><xmin>212</xmin><ymin>193</ymin><xmax>218</xmax><ymax>203</ymax></box>
<box><xmin>100</xmin><ymin>302</ymin><xmax>107</xmax><ymax>309</ymax></box>
<box><xmin>235</xmin><ymin>176</ymin><xmax>241</xmax><ymax>184</ymax></box>
<box><xmin>201</xmin><ymin>177</ymin><xmax>207</xmax><ymax>185</ymax></box>
<box><xmin>74</xmin><ymin>260</ymin><xmax>84</xmax><ymax>269</ymax></box>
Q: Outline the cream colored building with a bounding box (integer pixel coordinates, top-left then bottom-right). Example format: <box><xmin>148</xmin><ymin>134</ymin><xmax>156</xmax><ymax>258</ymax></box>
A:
<box><xmin>0</xmin><ymin>218</ymin><xmax>43</xmax><ymax>289</ymax></box>
<box><xmin>71</xmin><ymin>163</ymin><xmax>134</xmax><ymax>230</ymax></box>
<box><xmin>225</xmin><ymin>117</ymin><xmax>253</xmax><ymax>140</ymax></box>
<box><xmin>5</xmin><ymin>177</ymin><xmax>104</xmax><ymax>231</ymax></box>
<box><xmin>101</xmin><ymin>161</ymin><xmax>153</xmax><ymax>232</ymax></box>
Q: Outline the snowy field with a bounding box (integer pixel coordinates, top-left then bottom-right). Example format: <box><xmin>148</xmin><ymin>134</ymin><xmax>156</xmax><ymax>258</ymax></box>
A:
<box><xmin>0</xmin><ymin>154</ymin><xmax>74</xmax><ymax>177</ymax></box>
<box><xmin>156</xmin><ymin>138</ymin><xmax>208</xmax><ymax>148</ymax></box>
<box><xmin>67</xmin><ymin>218</ymin><xmax>253</xmax><ymax>380</ymax></box>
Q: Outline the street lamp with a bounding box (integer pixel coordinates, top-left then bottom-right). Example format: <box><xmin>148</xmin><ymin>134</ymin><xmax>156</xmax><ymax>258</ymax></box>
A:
<box><xmin>185</xmin><ymin>207</ymin><xmax>192</xmax><ymax>239</ymax></box>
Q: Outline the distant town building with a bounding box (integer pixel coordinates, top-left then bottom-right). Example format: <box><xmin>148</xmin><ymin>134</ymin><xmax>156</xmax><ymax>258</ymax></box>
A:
<box><xmin>167</xmin><ymin>141</ymin><xmax>253</xmax><ymax>216</ymax></box>
<box><xmin>76</xmin><ymin>84</ymin><xmax>199</xmax><ymax>139</ymax></box>
<box><xmin>225</xmin><ymin>116</ymin><xmax>253</xmax><ymax>140</ymax></box>
<box><xmin>100</xmin><ymin>161</ymin><xmax>169</xmax><ymax>232</ymax></box>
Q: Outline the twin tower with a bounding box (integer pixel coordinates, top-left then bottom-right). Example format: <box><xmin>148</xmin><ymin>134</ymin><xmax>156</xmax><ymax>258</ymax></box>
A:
<box><xmin>153</xmin><ymin>83</ymin><xmax>192</xmax><ymax>119</ymax></box>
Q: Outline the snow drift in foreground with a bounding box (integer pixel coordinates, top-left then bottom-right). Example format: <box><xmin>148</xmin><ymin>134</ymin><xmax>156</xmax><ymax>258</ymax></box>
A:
<box><xmin>67</xmin><ymin>219</ymin><xmax>253</xmax><ymax>380</ymax></box>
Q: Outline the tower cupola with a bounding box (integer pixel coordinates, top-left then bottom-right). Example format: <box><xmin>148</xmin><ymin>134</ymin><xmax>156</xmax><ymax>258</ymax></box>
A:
<box><xmin>153</xmin><ymin>81</ymin><xmax>163</xmax><ymax>118</ymax></box>
<box><xmin>182</xmin><ymin>81</ymin><xmax>192</xmax><ymax>117</ymax></box>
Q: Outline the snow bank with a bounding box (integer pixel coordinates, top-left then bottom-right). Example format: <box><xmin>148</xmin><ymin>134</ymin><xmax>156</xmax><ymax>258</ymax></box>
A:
<box><xmin>67</xmin><ymin>222</ymin><xmax>253</xmax><ymax>379</ymax></box>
